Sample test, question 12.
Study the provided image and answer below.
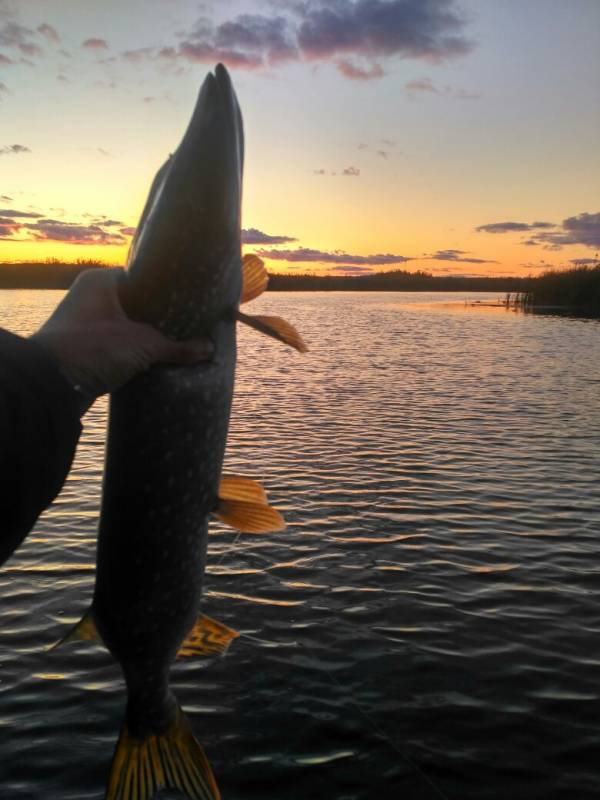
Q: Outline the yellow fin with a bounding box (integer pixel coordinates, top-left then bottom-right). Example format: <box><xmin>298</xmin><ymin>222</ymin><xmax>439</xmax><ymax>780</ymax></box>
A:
<box><xmin>219</xmin><ymin>475</ymin><xmax>268</xmax><ymax>504</ymax></box>
<box><xmin>106</xmin><ymin>706</ymin><xmax>220</xmax><ymax>800</ymax></box>
<box><xmin>215</xmin><ymin>499</ymin><xmax>286</xmax><ymax>533</ymax></box>
<box><xmin>48</xmin><ymin>609</ymin><xmax>101</xmax><ymax>652</ymax></box>
<box><xmin>237</xmin><ymin>311</ymin><xmax>308</xmax><ymax>353</ymax></box>
<box><xmin>241</xmin><ymin>254</ymin><xmax>269</xmax><ymax>303</ymax></box>
<box><xmin>178</xmin><ymin>614</ymin><xmax>240</xmax><ymax>658</ymax></box>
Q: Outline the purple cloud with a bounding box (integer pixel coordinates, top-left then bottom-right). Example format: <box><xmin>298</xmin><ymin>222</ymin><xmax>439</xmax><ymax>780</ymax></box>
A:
<box><xmin>0</xmin><ymin>208</ymin><xmax>42</xmax><ymax>218</ymax></box>
<box><xmin>477</xmin><ymin>212</ymin><xmax>600</xmax><ymax>251</ymax></box>
<box><xmin>24</xmin><ymin>219</ymin><xmax>127</xmax><ymax>245</ymax></box>
<box><xmin>130</xmin><ymin>0</ymin><xmax>473</xmax><ymax>80</ymax></box>
<box><xmin>242</xmin><ymin>227</ymin><xmax>297</xmax><ymax>245</ymax></box>
<box><xmin>37</xmin><ymin>23</ymin><xmax>60</xmax><ymax>43</ymax></box>
<box><xmin>476</xmin><ymin>220</ymin><xmax>554</xmax><ymax>234</ymax></box>
<box><xmin>0</xmin><ymin>143</ymin><xmax>30</xmax><ymax>155</ymax></box>
<box><xmin>82</xmin><ymin>38</ymin><xmax>109</xmax><ymax>51</ymax></box>
<box><xmin>570</xmin><ymin>258</ymin><xmax>598</xmax><ymax>266</ymax></box>
<box><xmin>330</xmin><ymin>265</ymin><xmax>374</xmax><ymax>274</ymax></box>
<box><xmin>425</xmin><ymin>249</ymin><xmax>497</xmax><ymax>264</ymax></box>
<box><xmin>296</xmin><ymin>0</ymin><xmax>473</xmax><ymax>63</ymax></box>
<box><xmin>19</xmin><ymin>42</ymin><xmax>43</xmax><ymax>57</ymax></box>
<box><xmin>256</xmin><ymin>247</ymin><xmax>411</xmax><ymax>265</ymax></box>
<box><xmin>336</xmin><ymin>59</ymin><xmax>384</xmax><ymax>80</ymax></box>
<box><xmin>0</xmin><ymin>207</ymin><xmax>135</xmax><ymax>245</ymax></box>
<box><xmin>0</xmin><ymin>21</ymin><xmax>32</xmax><ymax>47</ymax></box>
<box><xmin>406</xmin><ymin>77</ymin><xmax>439</xmax><ymax>93</ymax></box>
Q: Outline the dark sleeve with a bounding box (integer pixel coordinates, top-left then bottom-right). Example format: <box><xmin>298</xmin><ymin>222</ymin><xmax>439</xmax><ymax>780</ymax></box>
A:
<box><xmin>0</xmin><ymin>329</ymin><xmax>83</xmax><ymax>566</ymax></box>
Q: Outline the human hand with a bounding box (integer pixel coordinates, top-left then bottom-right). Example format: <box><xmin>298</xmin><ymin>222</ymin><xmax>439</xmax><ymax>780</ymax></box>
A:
<box><xmin>31</xmin><ymin>268</ymin><xmax>213</xmax><ymax>404</ymax></box>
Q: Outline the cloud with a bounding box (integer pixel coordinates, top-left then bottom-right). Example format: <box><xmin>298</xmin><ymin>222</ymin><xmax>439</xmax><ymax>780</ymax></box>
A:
<box><xmin>406</xmin><ymin>77</ymin><xmax>439</xmax><ymax>93</ymax></box>
<box><xmin>336</xmin><ymin>59</ymin><xmax>384</xmax><ymax>80</ymax></box>
<box><xmin>0</xmin><ymin>21</ymin><xmax>32</xmax><ymax>47</ymax></box>
<box><xmin>82</xmin><ymin>38</ymin><xmax>109</xmax><ymax>50</ymax></box>
<box><xmin>256</xmin><ymin>246</ymin><xmax>411</xmax><ymax>265</ymax></box>
<box><xmin>296</xmin><ymin>0</ymin><xmax>473</xmax><ymax>64</ymax></box>
<box><xmin>0</xmin><ymin>207</ymin><xmax>135</xmax><ymax>245</ymax></box>
<box><xmin>0</xmin><ymin>53</ymin><xmax>13</xmax><ymax>65</ymax></box>
<box><xmin>477</xmin><ymin>212</ymin><xmax>600</xmax><ymax>251</ymax></box>
<box><xmin>0</xmin><ymin>208</ymin><xmax>42</xmax><ymax>218</ymax></box>
<box><xmin>342</xmin><ymin>165</ymin><xmax>360</xmax><ymax>176</ymax></box>
<box><xmin>133</xmin><ymin>0</ymin><xmax>473</xmax><ymax>79</ymax></box>
<box><xmin>570</xmin><ymin>258</ymin><xmax>598</xmax><ymax>266</ymax></box>
<box><xmin>0</xmin><ymin>194</ymin><xmax>12</xmax><ymax>201</ymax></box>
<box><xmin>24</xmin><ymin>219</ymin><xmax>127</xmax><ymax>245</ymax></box>
<box><xmin>0</xmin><ymin>216</ymin><xmax>20</xmax><ymax>236</ymax></box>
<box><xmin>313</xmin><ymin>168</ymin><xmax>327</xmax><ymax>174</ymax></box>
<box><xmin>37</xmin><ymin>23</ymin><xmax>59</xmax><ymax>42</ymax></box>
<box><xmin>330</xmin><ymin>265</ymin><xmax>374</xmax><ymax>274</ymax></box>
<box><xmin>551</xmin><ymin>212</ymin><xmax>600</xmax><ymax>249</ymax></box>
<box><xmin>242</xmin><ymin>227</ymin><xmax>297</xmax><ymax>245</ymax></box>
<box><xmin>0</xmin><ymin>80</ymin><xmax>7</xmax><ymax>93</ymax></box>
<box><xmin>476</xmin><ymin>220</ymin><xmax>554</xmax><ymax>234</ymax></box>
<box><xmin>405</xmin><ymin>77</ymin><xmax>481</xmax><ymax>98</ymax></box>
<box><xmin>0</xmin><ymin>143</ymin><xmax>30</xmax><ymax>155</ymax></box>
<box><xmin>425</xmin><ymin>248</ymin><xmax>496</xmax><ymax>264</ymax></box>
<box><xmin>19</xmin><ymin>41</ymin><xmax>42</xmax><ymax>57</ymax></box>
<box><xmin>519</xmin><ymin>260</ymin><xmax>555</xmax><ymax>269</ymax></box>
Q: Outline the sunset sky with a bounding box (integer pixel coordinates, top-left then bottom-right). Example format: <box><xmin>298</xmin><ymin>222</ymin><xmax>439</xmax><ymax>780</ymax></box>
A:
<box><xmin>1</xmin><ymin>0</ymin><xmax>599</xmax><ymax>276</ymax></box>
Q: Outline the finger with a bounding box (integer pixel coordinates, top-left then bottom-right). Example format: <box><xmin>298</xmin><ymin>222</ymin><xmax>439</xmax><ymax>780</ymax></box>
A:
<box><xmin>161</xmin><ymin>337</ymin><xmax>214</xmax><ymax>364</ymax></box>
<box><xmin>138</xmin><ymin>327</ymin><xmax>214</xmax><ymax>365</ymax></box>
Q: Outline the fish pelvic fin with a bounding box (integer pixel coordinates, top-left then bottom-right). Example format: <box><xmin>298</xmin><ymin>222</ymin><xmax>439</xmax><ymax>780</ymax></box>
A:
<box><xmin>241</xmin><ymin>254</ymin><xmax>269</xmax><ymax>303</ymax></box>
<box><xmin>215</xmin><ymin>498</ymin><xmax>285</xmax><ymax>533</ymax></box>
<box><xmin>178</xmin><ymin>614</ymin><xmax>240</xmax><ymax>659</ymax></box>
<box><xmin>237</xmin><ymin>310</ymin><xmax>308</xmax><ymax>353</ymax></box>
<box><xmin>48</xmin><ymin>608</ymin><xmax>102</xmax><ymax>652</ymax></box>
<box><xmin>216</xmin><ymin>476</ymin><xmax>285</xmax><ymax>533</ymax></box>
<box><xmin>106</xmin><ymin>706</ymin><xmax>220</xmax><ymax>800</ymax></box>
<box><xmin>219</xmin><ymin>474</ymin><xmax>268</xmax><ymax>504</ymax></box>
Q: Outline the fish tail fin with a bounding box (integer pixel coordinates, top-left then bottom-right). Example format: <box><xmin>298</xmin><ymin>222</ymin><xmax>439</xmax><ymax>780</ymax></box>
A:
<box><xmin>106</xmin><ymin>707</ymin><xmax>220</xmax><ymax>800</ymax></box>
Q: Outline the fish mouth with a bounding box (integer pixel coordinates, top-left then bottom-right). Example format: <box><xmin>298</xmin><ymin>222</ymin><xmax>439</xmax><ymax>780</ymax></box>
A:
<box><xmin>123</xmin><ymin>63</ymin><xmax>245</xmax><ymax>334</ymax></box>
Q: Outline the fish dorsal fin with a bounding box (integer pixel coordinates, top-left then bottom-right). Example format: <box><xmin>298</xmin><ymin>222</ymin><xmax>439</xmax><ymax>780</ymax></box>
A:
<box><xmin>48</xmin><ymin>608</ymin><xmax>102</xmax><ymax>652</ymax></box>
<box><xmin>106</xmin><ymin>706</ymin><xmax>220</xmax><ymax>800</ymax></box>
<box><xmin>216</xmin><ymin>499</ymin><xmax>285</xmax><ymax>533</ymax></box>
<box><xmin>241</xmin><ymin>254</ymin><xmax>269</xmax><ymax>303</ymax></box>
<box><xmin>219</xmin><ymin>475</ymin><xmax>268</xmax><ymax>504</ymax></box>
<box><xmin>237</xmin><ymin>311</ymin><xmax>308</xmax><ymax>353</ymax></box>
<box><xmin>178</xmin><ymin>614</ymin><xmax>240</xmax><ymax>658</ymax></box>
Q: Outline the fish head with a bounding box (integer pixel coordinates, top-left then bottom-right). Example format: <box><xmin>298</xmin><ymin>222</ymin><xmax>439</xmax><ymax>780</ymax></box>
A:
<box><xmin>122</xmin><ymin>63</ymin><xmax>244</xmax><ymax>341</ymax></box>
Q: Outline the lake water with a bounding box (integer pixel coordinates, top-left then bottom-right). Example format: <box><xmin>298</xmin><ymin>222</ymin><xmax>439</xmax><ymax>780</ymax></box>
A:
<box><xmin>1</xmin><ymin>290</ymin><xmax>599</xmax><ymax>800</ymax></box>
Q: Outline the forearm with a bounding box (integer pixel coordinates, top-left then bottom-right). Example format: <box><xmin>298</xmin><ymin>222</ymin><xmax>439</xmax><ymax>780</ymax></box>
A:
<box><xmin>0</xmin><ymin>329</ymin><xmax>83</xmax><ymax>566</ymax></box>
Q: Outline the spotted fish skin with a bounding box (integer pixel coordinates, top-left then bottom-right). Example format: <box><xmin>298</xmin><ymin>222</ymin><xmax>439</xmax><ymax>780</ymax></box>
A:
<box><xmin>93</xmin><ymin>63</ymin><xmax>242</xmax><ymax>759</ymax></box>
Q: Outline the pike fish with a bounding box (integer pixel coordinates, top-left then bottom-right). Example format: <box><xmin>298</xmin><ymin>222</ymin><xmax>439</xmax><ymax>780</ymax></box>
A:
<box><xmin>55</xmin><ymin>63</ymin><xmax>305</xmax><ymax>800</ymax></box>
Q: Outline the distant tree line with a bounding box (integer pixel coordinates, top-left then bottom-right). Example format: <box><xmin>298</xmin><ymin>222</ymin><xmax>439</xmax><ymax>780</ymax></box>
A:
<box><xmin>0</xmin><ymin>261</ymin><xmax>598</xmax><ymax>311</ymax></box>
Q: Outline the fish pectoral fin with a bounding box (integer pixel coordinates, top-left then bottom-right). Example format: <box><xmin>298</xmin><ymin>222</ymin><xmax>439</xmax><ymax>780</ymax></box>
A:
<box><xmin>241</xmin><ymin>254</ymin><xmax>269</xmax><ymax>303</ymax></box>
<box><xmin>219</xmin><ymin>475</ymin><xmax>268</xmax><ymax>504</ymax></box>
<box><xmin>178</xmin><ymin>614</ymin><xmax>240</xmax><ymax>658</ymax></box>
<box><xmin>48</xmin><ymin>608</ymin><xmax>102</xmax><ymax>652</ymax></box>
<box><xmin>237</xmin><ymin>311</ymin><xmax>308</xmax><ymax>353</ymax></box>
<box><xmin>106</xmin><ymin>706</ymin><xmax>220</xmax><ymax>800</ymax></box>
<box><xmin>215</xmin><ymin>499</ymin><xmax>286</xmax><ymax>533</ymax></box>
